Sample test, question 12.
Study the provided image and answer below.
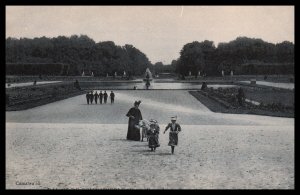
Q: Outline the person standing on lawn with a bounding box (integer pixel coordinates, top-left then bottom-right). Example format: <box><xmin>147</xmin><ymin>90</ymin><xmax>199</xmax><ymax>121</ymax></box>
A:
<box><xmin>237</xmin><ymin>87</ymin><xmax>245</xmax><ymax>106</ymax></box>
<box><xmin>164</xmin><ymin>116</ymin><xmax>181</xmax><ymax>154</ymax></box>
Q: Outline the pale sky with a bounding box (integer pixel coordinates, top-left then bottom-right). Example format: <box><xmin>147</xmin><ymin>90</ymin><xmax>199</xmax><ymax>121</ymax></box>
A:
<box><xmin>6</xmin><ymin>6</ymin><xmax>294</xmax><ymax>64</ymax></box>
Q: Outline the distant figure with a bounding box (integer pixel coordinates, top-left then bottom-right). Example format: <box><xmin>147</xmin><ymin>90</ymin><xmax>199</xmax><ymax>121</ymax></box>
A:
<box><xmin>103</xmin><ymin>91</ymin><xmax>108</xmax><ymax>104</ymax></box>
<box><xmin>99</xmin><ymin>91</ymin><xmax>103</xmax><ymax>104</ymax></box>
<box><xmin>86</xmin><ymin>92</ymin><xmax>90</xmax><ymax>104</ymax></box>
<box><xmin>201</xmin><ymin>82</ymin><xmax>207</xmax><ymax>90</ymax></box>
<box><xmin>90</xmin><ymin>91</ymin><xmax>94</xmax><ymax>104</ymax></box>
<box><xmin>94</xmin><ymin>91</ymin><xmax>99</xmax><ymax>104</ymax></box>
<box><xmin>146</xmin><ymin>80</ymin><xmax>150</xmax><ymax>90</ymax></box>
<box><xmin>237</xmin><ymin>87</ymin><xmax>245</xmax><ymax>106</ymax></box>
<box><xmin>33</xmin><ymin>80</ymin><xmax>37</xmax><ymax>85</ymax></box>
<box><xmin>264</xmin><ymin>75</ymin><xmax>268</xmax><ymax>80</ymax></box>
<box><xmin>164</xmin><ymin>116</ymin><xmax>181</xmax><ymax>155</ymax></box>
<box><xmin>222</xmin><ymin>70</ymin><xmax>224</xmax><ymax>77</ymax></box>
<box><xmin>133</xmin><ymin>86</ymin><xmax>137</xmax><ymax>90</ymax></box>
<box><xmin>126</xmin><ymin>101</ymin><xmax>143</xmax><ymax>141</ymax></box>
<box><xmin>110</xmin><ymin>91</ymin><xmax>115</xmax><ymax>104</ymax></box>
<box><xmin>74</xmin><ymin>79</ymin><xmax>81</xmax><ymax>90</ymax></box>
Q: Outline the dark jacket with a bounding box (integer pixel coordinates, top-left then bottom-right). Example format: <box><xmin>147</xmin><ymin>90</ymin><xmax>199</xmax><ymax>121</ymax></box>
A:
<box><xmin>110</xmin><ymin>92</ymin><xmax>115</xmax><ymax>99</ymax></box>
<box><xmin>104</xmin><ymin>92</ymin><xmax>108</xmax><ymax>99</ymax></box>
<box><xmin>165</xmin><ymin>123</ymin><xmax>181</xmax><ymax>132</ymax></box>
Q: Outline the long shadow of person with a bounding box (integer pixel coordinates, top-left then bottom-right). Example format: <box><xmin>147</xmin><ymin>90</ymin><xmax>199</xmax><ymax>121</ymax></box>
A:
<box><xmin>110</xmin><ymin>138</ymin><xmax>132</xmax><ymax>142</ymax></box>
<box><xmin>131</xmin><ymin>150</ymin><xmax>153</xmax><ymax>153</ymax></box>
<box><xmin>143</xmin><ymin>152</ymin><xmax>172</xmax><ymax>156</ymax></box>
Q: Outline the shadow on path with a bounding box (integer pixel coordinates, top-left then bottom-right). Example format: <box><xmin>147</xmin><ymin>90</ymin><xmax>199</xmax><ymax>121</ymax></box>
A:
<box><xmin>131</xmin><ymin>149</ymin><xmax>153</xmax><ymax>153</ymax></box>
<box><xmin>110</xmin><ymin>138</ymin><xmax>131</xmax><ymax>142</ymax></box>
<box><xmin>143</xmin><ymin>152</ymin><xmax>172</xmax><ymax>156</ymax></box>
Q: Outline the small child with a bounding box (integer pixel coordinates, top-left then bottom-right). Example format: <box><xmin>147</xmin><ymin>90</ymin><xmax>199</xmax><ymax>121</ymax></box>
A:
<box><xmin>147</xmin><ymin>120</ymin><xmax>160</xmax><ymax>152</ymax></box>
<box><xmin>164</xmin><ymin>116</ymin><xmax>181</xmax><ymax>154</ymax></box>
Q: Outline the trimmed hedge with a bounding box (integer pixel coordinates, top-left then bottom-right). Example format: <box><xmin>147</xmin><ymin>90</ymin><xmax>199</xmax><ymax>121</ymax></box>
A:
<box><xmin>6</xmin><ymin>63</ymin><xmax>69</xmax><ymax>75</ymax></box>
<box><xmin>235</xmin><ymin>63</ymin><xmax>294</xmax><ymax>75</ymax></box>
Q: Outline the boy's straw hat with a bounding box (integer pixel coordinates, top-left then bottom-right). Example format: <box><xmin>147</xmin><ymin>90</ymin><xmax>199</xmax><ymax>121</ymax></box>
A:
<box><xmin>171</xmin><ymin>116</ymin><xmax>177</xmax><ymax>121</ymax></box>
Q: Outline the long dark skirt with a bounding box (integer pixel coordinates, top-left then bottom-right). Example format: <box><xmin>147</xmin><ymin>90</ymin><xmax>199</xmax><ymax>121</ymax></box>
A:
<box><xmin>126</xmin><ymin>121</ymin><xmax>140</xmax><ymax>141</ymax></box>
<box><xmin>168</xmin><ymin>132</ymin><xmax>178</xmax><ymax>146</ymax></box>
<box><xmin>148</xmin><ymin>134</ymin><xmax>160</xmax><ymax>148</ymax></box>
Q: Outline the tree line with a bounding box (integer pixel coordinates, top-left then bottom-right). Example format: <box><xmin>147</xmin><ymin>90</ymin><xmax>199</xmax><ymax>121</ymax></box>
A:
<box><xmin>6</xmin><ymin>35</ymin><xmax>152</xmax><ymax>76</ymax></box>
<box><xmin>6</xmin><ymin>35</ymin><xmax>294</xmax><ymax>77</ymax></box>
<box><xmin>174</xmin><ymin>37</ymin><xmax>294</xmax><ymax>78</ymax></box>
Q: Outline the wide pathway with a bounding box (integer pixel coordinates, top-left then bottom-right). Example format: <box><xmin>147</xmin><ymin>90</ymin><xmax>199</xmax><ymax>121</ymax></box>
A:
<box><xmin>6</xmin><ymin>90</ymin><xmax>294</xmax><ymax>189</ymax></box>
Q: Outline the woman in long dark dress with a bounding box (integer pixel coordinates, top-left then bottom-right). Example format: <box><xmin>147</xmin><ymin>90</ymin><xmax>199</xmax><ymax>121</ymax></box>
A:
<box><xmin>126</xmin><ymin>101</ymin><xmax>143</xmax><ymax>141</ymax></box>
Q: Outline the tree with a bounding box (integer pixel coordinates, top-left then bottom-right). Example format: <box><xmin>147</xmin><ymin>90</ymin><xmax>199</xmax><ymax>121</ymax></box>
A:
<box><xmin>153</xmin><ymin>62</ymin><xmax>164</xmax><ymax>75</ymax></box>
<box><xmin>6</xmin><ymin>35</ymin><xmax>153</xmax><ymax>76</ymax></box>
<box><xmin>176</xmin><ymin>40</ymin><xmax>216</xmax><ymax>77</ymax></box>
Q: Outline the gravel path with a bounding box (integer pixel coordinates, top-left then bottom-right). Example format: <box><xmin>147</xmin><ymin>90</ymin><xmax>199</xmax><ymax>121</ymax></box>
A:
<box><xmin>6</xmin><ymin>90</ymin><xmax>294</xmax><ymax>189</ymax></box>
<box><xmin>6</xmin><ymin>90</ymin><xmax>293</xmax><ymax>125</ymax></box>
<box><xmin>239</xmin><ymin>81</ymin><xmax>294</xmax><ymax>90</ymax></box>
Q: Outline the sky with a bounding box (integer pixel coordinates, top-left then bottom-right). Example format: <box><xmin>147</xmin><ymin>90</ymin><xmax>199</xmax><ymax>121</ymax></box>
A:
<box><xmin>6</xmin><ymin>6</ymin><xmax>294</xmax><ymax>64</ymax></box>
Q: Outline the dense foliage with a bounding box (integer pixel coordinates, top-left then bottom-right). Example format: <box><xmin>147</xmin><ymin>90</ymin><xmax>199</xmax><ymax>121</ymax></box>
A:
<box><xmin>176</xmin><ymin>37</ymin><xmax>294</xmax><ymax>77</ymax></box>
<box><xmin>6</xmin><ymin>63</ymin><xmax>68</xmax><ymax>75</ymax></box>
<box><xmin>6</xmin><ymin>35</ymin><xmax>152</xmax><ymax>76</ymax></box>
<box><xmin>6</xmin><ymin>36</ymin><xmax>294</xmax><ymax>77</ymax></box>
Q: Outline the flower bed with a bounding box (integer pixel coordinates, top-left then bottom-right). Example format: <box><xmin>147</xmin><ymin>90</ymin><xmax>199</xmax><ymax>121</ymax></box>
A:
<box><xmin>190</xmin><ymin>86</ymin><xmax>294</xmax><ymax>118</ymax></box>
<box><xmin>6</xmin><ymin>82</ymin><xmax>85</xmax><ymax>111</ymax></box>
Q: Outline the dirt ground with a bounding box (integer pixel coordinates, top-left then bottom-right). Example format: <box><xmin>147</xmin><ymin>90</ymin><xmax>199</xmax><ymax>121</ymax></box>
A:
<box><xmin>6</xmin><ymin>90</ymin><xmax>294</xmax><ymax>189</ymax></box>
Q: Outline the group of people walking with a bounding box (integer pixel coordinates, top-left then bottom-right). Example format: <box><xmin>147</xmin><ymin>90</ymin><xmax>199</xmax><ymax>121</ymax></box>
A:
<box><xmin>126</xmin><ymin>101</ymin><xmax>181</xmax><ymax>154</ymax></box>
<box><xmin>86</xmin><ymin>90</ymin><xmax>115</xmax><ymax>104</ymax></box>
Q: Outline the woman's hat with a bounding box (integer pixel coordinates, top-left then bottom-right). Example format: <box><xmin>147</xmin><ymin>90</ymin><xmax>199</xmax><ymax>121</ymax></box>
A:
<box><xmin>134</xmin><ymin>100</ymin><xmax>141</xmax><ymax>105</ymax></box>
